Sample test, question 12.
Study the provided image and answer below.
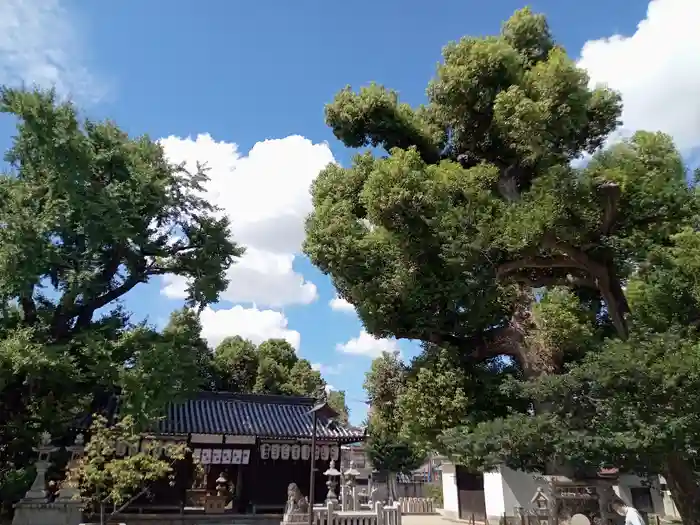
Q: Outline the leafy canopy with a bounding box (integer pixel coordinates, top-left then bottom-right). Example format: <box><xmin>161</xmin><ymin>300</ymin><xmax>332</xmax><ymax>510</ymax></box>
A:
<box><xmin>0</xmin><ymin>86</ymin><xmax>240</xmax><ymax>512</ymax></box>
<box><xmin>304</xmin><ymin>6</ymin><xmax>700</xmax><ymax>520</ymax></box>
<box><xmin>305</xmin><ymin>7</ymin><xmax>696</xmax><ymax>355</ymax></box>
<box><xmin>212</xmin><ymin>337</ymin><xmax>326</xmax><ymax>398</ymax></box>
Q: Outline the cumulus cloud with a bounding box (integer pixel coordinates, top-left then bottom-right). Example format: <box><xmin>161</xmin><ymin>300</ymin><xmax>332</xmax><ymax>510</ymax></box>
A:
<box><xmin>0</xmin><ymin>0</ymin><xmax>101</xmax><ymax>101</ymax></box>
<box><xmin>199</xmin><ymin>305</ymin><xmax>300</xmax><ymax>350</ymax></box>
<box><xmin>159</xmin><ymin>134</ymin><xmax>334</xmax><ymax>345</ymax></box>
<box><xmin>578</xmin><ymin>0</ymin><xmax>700</xmax><ymax>151</ymax></box>
<box><xmin>163</xmin><ymin>247</ymin><xmax>317</xmax><ymax>307</ymax></box>
<box><xmin>329</xmin><ymin>295</ymin><xmax>355</xmax><ymax>313</ymax></box>
<box><xmin>159</xmin><ymin>134</ymin><xmax>333</xmax><ymax>310</ymax></box>
<box><xmin>336</xmin><ymin>330</ymin><xmax>400</xmax><ymax>358</ymax></box>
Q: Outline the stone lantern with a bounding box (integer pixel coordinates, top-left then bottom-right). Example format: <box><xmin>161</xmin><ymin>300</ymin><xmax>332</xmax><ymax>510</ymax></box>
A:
<box><xmin>343</xmin><ymin>461</ymin><xmax>360</xmax><ymax>511</ymax></box>
<box><xmin>323</xmin><ymin>460</ymin><xmax>341</xmax><ymax>504</ymax></box>
<box><xmin>215</xmin><ymin>472</ymin><xmax>230</xmax><ymax>498</ymax></box>
<box><xmin>26</xmin><ymin>432</ymin><xmax>59</xmax><ymax>500</ymax></box>
<box><xmin>58</xmin><ymin>433</ymin><xmax>85</xmax><ymax>502</ymax></box>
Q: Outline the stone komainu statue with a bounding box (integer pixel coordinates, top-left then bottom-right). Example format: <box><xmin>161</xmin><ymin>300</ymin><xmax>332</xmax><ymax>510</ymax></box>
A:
<box><xmin>284</xmin><ymin>483</ymin><xmax>309</xmax><ymax>516</ymax></box>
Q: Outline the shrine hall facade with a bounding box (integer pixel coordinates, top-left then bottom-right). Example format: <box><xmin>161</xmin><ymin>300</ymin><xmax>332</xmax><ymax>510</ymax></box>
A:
<box><xmin>84</xmin><ymin>391</ymin><xmax>365</xmax><ymax>515</ymax></box>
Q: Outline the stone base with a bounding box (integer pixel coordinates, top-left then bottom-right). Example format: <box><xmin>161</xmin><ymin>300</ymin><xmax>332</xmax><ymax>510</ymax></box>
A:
<box><xmin>280</xmin><ymin>512</ymin><xmax>309</xmax><ymax>524</ymax></box>
<box><xmin>12</xmin><ymin>499</ymin><xmax>83</xmax><ymax>525</ymax></box>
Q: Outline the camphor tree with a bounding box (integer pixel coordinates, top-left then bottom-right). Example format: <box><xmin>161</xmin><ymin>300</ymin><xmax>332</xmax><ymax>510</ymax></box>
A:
<box><xmin>0</xmin><ymin>87</ymin><xmax>241</xmax><ymax>512</ymax></box>
<box><xmin>303</xmin><ymin>7</ymin><xmax>700</xmax><ymax>522</ymax></box>
<box><xmin>363</xmin><ymin>352</ymin><xmax>424</xmax><ymax>501</ymax></box>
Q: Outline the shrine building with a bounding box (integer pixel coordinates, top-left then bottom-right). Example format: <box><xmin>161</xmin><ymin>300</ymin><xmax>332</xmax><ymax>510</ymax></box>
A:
<box><xmin>79</xmin><ymin>391</ymin><xmax>365</xmax><ymax>516</ymax></box>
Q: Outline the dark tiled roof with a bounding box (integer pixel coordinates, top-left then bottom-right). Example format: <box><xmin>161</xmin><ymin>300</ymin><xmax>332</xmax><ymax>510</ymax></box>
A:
<box><xmin>81</xmin><ymin>392</ymin><xmax>365</xmax><ymax>442</ymax></box>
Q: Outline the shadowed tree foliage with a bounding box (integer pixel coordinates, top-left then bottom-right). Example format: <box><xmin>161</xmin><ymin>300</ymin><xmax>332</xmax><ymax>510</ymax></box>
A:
<box><xmin>304</xmin><ymin>7</ymin><xmax>700</xmax><ymax>522</ymax></box>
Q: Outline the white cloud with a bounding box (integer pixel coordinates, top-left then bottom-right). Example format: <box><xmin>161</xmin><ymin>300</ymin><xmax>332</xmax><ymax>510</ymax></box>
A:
<box><xmin>159</xmin><ymin>134</ymin><xmax>334</xmax><ymax>308</ymax></box>
<box><xmin>325</xmin><ymin>384</ymin><xmax>335</xmax><ymax>393</ymax></box>
<box><xmin>329</xmin><ymin>295</ymin><xmax>355</xmax><ymax>313</ymax></box>
<box><xmin>336</xmin><ymin>330</ymin><xmax>400</xmax><ymax>358</ymax></box>
<box><xmin>199</xmin><ymin>305</ymin><xmax>300</xmax><ymax>350</ymax></box>
<box><xmin>163</xmin><ymin>247</ymin><xmax>317</xmax><ymax>307</ymax></box>
<box><xmin>0</xmin><ymin>0</ymin><xmax>101</xmax><ymax>101</ymax></box>
<box><xmin>578</xmin><ymin>0</ymin><xmax>700</xmax><ymax>151</ymax></box>
<box><xmin>311</xmin><ymin>363</ymin><xmax>343</xmax><ymax>375</ymax></box>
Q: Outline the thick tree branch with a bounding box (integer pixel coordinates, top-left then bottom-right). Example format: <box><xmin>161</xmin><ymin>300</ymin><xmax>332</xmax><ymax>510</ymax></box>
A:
<box><xmin>425</xmin><ymin>324</ymin><xmax>524</xmax><ymax>362</ymax></box>
<box><xmin>20</xmin><ymin>293</ymin><xmax>37</xmax><ymax>325</ymax></box>
<box><xmin>553</xmin><ymin>242</ymin><xmax>630</xmax><ymax>339</ymax></box>
<box><xmin>73</xmin><ymin>273</ymin><xmax>145</xmax><ymax>332</ymax></box>
<box><xmin>497</xmin><ymin>255</ymin><xmax>584</xmax><ymax>277</ymax></box>
<box><xmin>498</xmin><ymin>235</ymin><xmax>631</xmax><ymax>339</ymax></box>
<box><xmin>598</xmin><ymin>182</ymin><xmax>621</xmax><ymax>236</ymax></box>
<box><xmin>508</xmin><ymin>273</ymin><xmax>596</xmax><ymax>290</ymax></box>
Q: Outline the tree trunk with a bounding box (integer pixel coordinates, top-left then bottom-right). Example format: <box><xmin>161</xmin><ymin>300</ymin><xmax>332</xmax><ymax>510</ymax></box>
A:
<box><xmin>664</xmin><ymin>453</ymin><xmax>700</xmax><ymax>525</ymax></box>
<box><xmin>386</xmin><ymin>472</ymin><xmax>398</xmax><ymax>503</ymax></box>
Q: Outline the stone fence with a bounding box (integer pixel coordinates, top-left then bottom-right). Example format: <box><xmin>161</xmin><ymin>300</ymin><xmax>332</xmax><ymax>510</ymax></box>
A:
<box><xmin>397</xmin><ymin>497</ymin><xmax>436</xmax><ymax>514</ymax></box>
<box><xmin>310</xmin><ymin>501</ymin><xmax>402</xmax><ymax>525</ymax></box>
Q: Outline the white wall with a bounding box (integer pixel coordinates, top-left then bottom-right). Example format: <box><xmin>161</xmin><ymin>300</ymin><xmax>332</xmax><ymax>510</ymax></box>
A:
<box><xmin>500</xmin><ymin>466</ymin><xmax>541</xmax><ymax>514</ymax></box>
<box><xmin>440</xmin><ymin>462</ymin><xmax>460</xmax><ymax>517</ymax></box>
<box><xmin>483</xmin><ymin>470</ymin><xmax>506</xmax><ymax>517</ymax></box>
<box><xmin>613</xmin><ymin>474</ymin><xmax>665</xmax><ymax>515</ymax></box>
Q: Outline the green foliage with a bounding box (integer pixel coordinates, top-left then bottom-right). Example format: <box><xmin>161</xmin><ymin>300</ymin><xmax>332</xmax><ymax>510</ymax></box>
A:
<box><xmin>363</xmin><ymin>351</ymin><xmax>405</xmax><ymax>434</ymax></box>
<box><xmin>0</xmin><ymin>86</ymin><xmax>241</xmax><ymax>516</ymax></box>
<box><xmin>399</xmin><ymin>348</ymin><xmax>523</xmax><ymax>451</ymax></box>
<box><xmin>363</xmin><ymin>352</ymin><xmax>424</xmax><ymax>477</ymax></box>
<box><xmin>326</xmin><ymin>390</ymin><xmax>350</xmax><ymax>426</ymax></box>
<box><xmin>69</xmin><ymin>415</ymin><xmax>192</xmax><ymax>516</ymax></box>
<box><xmin>213</xmin><ymin>337</ymin><xmax>325</xmax><ymax>397</ymax></box>
<box><xmin>213</xmin><ymin>336</ymin><xmax>258</xmax><ymax>392</ymax></box>
<box><xmin>119</xmin><ymin>309</ymin><xmax>214</xmax><ymax>428</ymax></box>
<box><xmin>304</xmin><ymin>6</ymin><xmax>700</xmax><ymax>522</ymax></box>
<box><xmin>423</xmin><ymin>482</ymin><xmax>443</xmax><ymax>507</ymax></box>
<box><xmin>365</xmin><ymin>430</ymin><xmax>424</xmax><ymax>475</ymax></box>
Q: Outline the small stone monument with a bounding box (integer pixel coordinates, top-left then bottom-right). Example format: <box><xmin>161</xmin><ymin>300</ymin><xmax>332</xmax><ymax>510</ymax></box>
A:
<box><xmin>281</xmin><ymin>483</ymin><xmax>309</xmax><ymax>525</ymax></box>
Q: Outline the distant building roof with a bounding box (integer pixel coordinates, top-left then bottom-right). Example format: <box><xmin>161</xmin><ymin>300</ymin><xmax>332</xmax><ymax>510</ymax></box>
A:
<box><xmin>79</xmin><ymin>391</ymin><xmax>366</xmax><ymax>442</ymax></box>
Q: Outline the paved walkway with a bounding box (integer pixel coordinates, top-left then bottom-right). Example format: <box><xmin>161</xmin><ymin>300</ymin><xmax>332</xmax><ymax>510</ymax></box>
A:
<box><xmin>403</xmin><ymin>514</ymin><xmax>454</xmax><ymax>525</ymax></box>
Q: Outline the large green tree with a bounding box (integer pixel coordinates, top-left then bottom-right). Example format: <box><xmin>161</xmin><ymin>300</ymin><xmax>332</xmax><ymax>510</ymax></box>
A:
<box><xmin>303</xmin><ymin>7</ymin><xmax>700</xmax><ymax>522</ymax></box>
<box><xmin>0</xmin><ymin>87</ymin><xmax>241</xmax><ymax>513</ymax></box>
<box><xmin>363</xmin><ymin>352</ymin><xmax>424</xmax><ymax>501</ymax></box>
<box><xmin>212</xmin><ymin>337</ymin><xmax>326</xmax><ymax>397</ymax></box>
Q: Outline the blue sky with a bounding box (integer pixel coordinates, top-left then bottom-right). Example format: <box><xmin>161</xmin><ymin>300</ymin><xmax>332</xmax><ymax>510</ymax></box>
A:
<box><xmin>1</xmin><ymin>0</ymin><xmax>698</xmax><ymax>424</ymax></box>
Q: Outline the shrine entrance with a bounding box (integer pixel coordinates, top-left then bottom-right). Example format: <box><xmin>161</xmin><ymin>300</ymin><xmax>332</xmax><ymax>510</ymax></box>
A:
<box><xmin>455</xmin><ymin>466</ymin><xmax>486</xmax><ymax>521</ymax></box>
